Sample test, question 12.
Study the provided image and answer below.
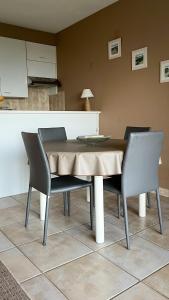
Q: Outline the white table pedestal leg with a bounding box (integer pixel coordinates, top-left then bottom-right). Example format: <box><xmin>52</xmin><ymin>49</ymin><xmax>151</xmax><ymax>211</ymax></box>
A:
<box><xmin>139</xmin><ymin>193</ymin><xmax>146</xmax><ymax>217</ymax></box>
<box><xmin>94</xmin><ymin>176</ymin><xmax>104</xmax><ymax>243</ymax></box>
<box><xmin>86</xmin><ymin>187</ymin><xmax>90</xmax><ymax>203</ymax></box>
<box><xmin>86</xmin><ymin>176</ymin><xmax>91</xmax><ymax>203</ymax></box>
<box><xmin>40</xmin><ymin>193</ymin><xmax>46</xmax><ymax>221</ymax></box>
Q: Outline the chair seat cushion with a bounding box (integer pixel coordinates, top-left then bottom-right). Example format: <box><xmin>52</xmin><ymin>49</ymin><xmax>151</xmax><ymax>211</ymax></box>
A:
<box><xmin>51</xmin><ymin>176</ymin><xmax>92</xmax><ymax>193</ymax></box>
<box><xmin>103</xmin><ymin>174</ymin><xmax>121</xmax><ymax>194</ymax></box>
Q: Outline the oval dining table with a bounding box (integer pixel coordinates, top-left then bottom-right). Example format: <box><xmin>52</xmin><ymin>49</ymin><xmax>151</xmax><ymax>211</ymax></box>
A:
<box><xmin>39</xmin><ymin>139</ymin><xmax>147</xmax><ymax>244</ymax></box>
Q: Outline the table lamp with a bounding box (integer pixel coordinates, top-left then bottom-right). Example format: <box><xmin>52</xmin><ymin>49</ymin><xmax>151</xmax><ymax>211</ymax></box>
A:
<box><xmin>81</xmin><ymin>89</ymin><xmax>94</xmax><ymax>111</ymax></box>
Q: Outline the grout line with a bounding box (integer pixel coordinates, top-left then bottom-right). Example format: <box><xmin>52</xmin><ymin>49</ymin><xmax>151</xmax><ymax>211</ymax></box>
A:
<box><xmin>97</xmin><ymin>247</ymin><xmax>141</xmax><ymax>282</ymax></box>
<box><xmin>110</xmin><ymin>280</ymin><xmax>169</xmax><ymax>300</ymax></box>
<box><xmin>136</xmin><ymin>232</ymin><xmax>169</xmax><ymax>252</ymax></box>
<box><xmin>110</xmin><ymin>281</ymin><xmax>141</xmax><ymax>299</ymax></box>
<box><xmin>40</xmin><ymin>273</ymin><xmax>71</xmax><ymax>300</ymax></box>
<box><xmin>143</xmin><ymin>270</ymin><xmax>169</xmax><ymax>299</ymax></box>
<box><xmin>41</xmin><ymin>251</ymin><xmax>93</xmax><ymax>274</ymax></box>
<box><xmin>142</xmin><ymin>262</ymin><xmax>169</xmax><ymax>282</ymax></box>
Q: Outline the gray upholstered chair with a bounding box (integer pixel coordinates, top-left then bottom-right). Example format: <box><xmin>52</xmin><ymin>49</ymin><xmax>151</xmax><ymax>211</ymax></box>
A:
<box><xmin>124</xmin><ymin>126</ymin><xmax>151</xmax><ymax>140</ymax></box>
<box><xmin>104</xmin><ymin>131</ymin><xmax>163</xmax><ymax>249</ymax></box>
<box><xmin>38</xmin><ymin>127</ymin><xmax>70</xmax><ymax>215</ymax></box>
<box><xmin>22</xmin><ymin>132</ymin><xmax>94</xmax><ymax>245</ymax></box>
<box><xmin>124</xmin><ymin>126</ymin><xmax>151</xmax><ymax>208</ymax></box>
<box><xmin>38</xmin><ymin>127</ymin><xmax>67</xmax><ymax>142</ymax></box>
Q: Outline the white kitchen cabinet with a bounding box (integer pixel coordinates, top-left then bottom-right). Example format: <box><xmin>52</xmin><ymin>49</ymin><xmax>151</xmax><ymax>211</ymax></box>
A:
<box><xmin>27</xmin><ymin>60</ymin><xmax>56</xmax><ymax>78</ymax></box>
<box><xmin>26</xmin><ymin>42</ymin><xmax>57</xmax><ymax>79</ymax></box>
<box><xmin>26</xmin><ymin>42</ymin><xmax>56</xmax><ymax>63</ymax></box>
<box><xmin>0</xmin><ymin>37</ymin><xmax>28</xmax><ymax>98</ymax></box>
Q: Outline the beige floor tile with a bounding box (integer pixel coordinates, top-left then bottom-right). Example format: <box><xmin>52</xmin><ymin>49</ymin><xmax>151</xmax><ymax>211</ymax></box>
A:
<box><xmin>27</xmin><ymin>194</ymin><xmax>65</xmax><ymax>215</ymax></box>
<box><xmin>147</xmin><ymin>194</ymin><xmax>169</xmax><ymax>219</ymax></box>
<box><xmin>0</xmin><ymin>205</ymin><xmax>37</xmax><ymax>227</ymax></box>
<box><xmin>138</xmin><ymin>219</ymin><xmax>169</xmax><ymax>250</ymax></box>
<box><xmin>68</xmin><ymin>189</ymin><xmax>90</xmax><ymax>212</ymax></box>
<box><xmin>98</xmin><ymin>236</ymin><xmax>169</xmax><ymax>280</ymax></box>
<box><xmin>0</xmin><ymin>231</ymin><xmax>15</xmax><ymax>252</ymax></box>
<box><xmin>19</xmin><ymin>232</ymin><xmax>92</xmax><ymax>272</ymax></box>
<box><xmin>0</xmin><ymin>248</ymin><xmax>40</xmax><ymax>283</ymax></box>
<box><xmin>49</xmin><ymin>206</ymin><xmax>91</xmax><ymax>231</ymax></box>
<box><xmin>104</xmin><ymin>193</ymin><xmax>168</xmax><ymax>233</ymax></box>
<box><xmin>12</xmin><ymin>192</ymin><xmax>28</xmax><ymax>201</ymax></box>
<box><xmin>22</xmin><ymin>274</ymin><xmax>67</xmax><ymax>300</ymax></box>
<box><xmin>1</xmin><ymin>219</ymin><xmax>62</xmax><ymax>246</ymax></box>
<box><xmin>127</xmin><ymin>195</ymin><xmax>169</xmax><ymax>221</ymax></box>
<box><xmin>104</xmin><ymin>192</ymin><xmax>121</xmax><ymax>217</ymax></box>
<box><xmin>0</xmin><ymin>196</ymin><xmax>19</xmax><ymax>209</ymax></box>
<box><xmin>114</xmin><ymin>282</ymin><xmax>167</xmax><ymax>300</ymax></box>
<box><xmin>66</xmin><ymin>221</ymin><xmax>126</xmax><ymax>251</ymax></box>
<box><xmin>14</xmin><ymin>190</ymin><xmax>88</xmax><ymax>213</ymax></box>
<box><xmin>46</xmin><ymin>252</ymin><xmax>138</xmax><ymax>300</ymax></box>
<box><xmin>144</xmin><ymin>264</ymin><xmax>169</xmax><ymax>299</ymax></box>
<box><xmin>105</xmin><ymin>208</ymin><xmax>159</xmax><ymax>235</ymax></box>
<box><xmin>12</xmin><ymin>192</ymin><xmax>39</xmax><ymax>203</ymax></box>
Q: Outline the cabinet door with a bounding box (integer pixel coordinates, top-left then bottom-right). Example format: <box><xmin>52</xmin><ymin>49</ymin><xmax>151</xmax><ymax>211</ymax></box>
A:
<box><xmin>26</xmin><ymin>42</ymin><xmax>56</xmax><ymax>63</ymax></box>
<box><xmin>27</xmin><ymin>60</ymin><xmax>56</xmax><ymax>78</ymax></box>
<box><xmin>0</xmin><ymin>37</ymin><xmax>28</xmax><ymax>98</ymax></box>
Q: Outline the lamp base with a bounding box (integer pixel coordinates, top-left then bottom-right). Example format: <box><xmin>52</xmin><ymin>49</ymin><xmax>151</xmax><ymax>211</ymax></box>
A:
<box><xmin>0</xmin><ymin>96</ymin><xmax>4</xmax><ymax>102</ymax></box>
<box><xmin>84</xmin><ymin>98</ymin><xmax>91</xmax><ymax>111</ymax></box>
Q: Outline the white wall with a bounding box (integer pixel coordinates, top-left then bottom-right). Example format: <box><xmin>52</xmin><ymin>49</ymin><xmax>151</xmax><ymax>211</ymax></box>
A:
<box><xmin>0</xmin><ymin>111</ymin><xmax>100</xmax><ymax>197</ymax></box>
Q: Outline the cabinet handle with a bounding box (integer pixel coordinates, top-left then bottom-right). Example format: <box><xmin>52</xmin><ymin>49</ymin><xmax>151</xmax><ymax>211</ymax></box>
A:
<box><xmin>4</xmin><ymin>92</ymin><xmax>11</xmax><ymax>94</ymax></box>
<box><xmin>39</xmin><ymin>56</ymin><xmax>48</xmax><ymax>59</ymax></box>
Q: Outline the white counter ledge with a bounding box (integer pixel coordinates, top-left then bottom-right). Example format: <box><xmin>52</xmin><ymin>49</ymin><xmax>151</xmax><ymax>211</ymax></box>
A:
<box><xmin>0</xmin><ymin>110</ymin><xmax>100</xmax><ymax>114</ymax></box>
<box><xmin>0</xmin><ymin>110</ymin><xmax>100</xmax><ymax>197</ymax></box>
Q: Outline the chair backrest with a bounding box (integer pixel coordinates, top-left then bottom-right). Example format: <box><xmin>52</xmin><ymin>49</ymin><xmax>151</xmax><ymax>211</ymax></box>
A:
<box><xmin>122</xmin><ymin>131</ymin><xmax>163</xmax><ymax>197</ymax></box>
<box><xmin>22</xmin><ymin>132</ymin><xmax>51</xmax><ymax>195</ymax></box>
<box><xmin>38</xmin><ymin>127</ymin><xmax>67</xmax><ymax>142</ymax></box>
<box><xmin>124</xmin><ymin>126</ymin><xmax>151</xmax><ymax>140</ymax></box>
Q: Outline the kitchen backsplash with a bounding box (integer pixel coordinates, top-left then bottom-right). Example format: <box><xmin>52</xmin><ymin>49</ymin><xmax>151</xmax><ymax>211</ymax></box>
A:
<box><xmin>2</xmin><ymin>88</ymin><xmax>65</xmax><ymax>111</ymax></box>
<box><xmin>2</xmin><ymin>87</ymin><xmax>49</xmax><ymax>110</ymax></box>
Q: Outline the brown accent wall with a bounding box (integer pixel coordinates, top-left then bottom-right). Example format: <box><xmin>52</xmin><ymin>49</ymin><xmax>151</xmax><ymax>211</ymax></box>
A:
<box><xmin>56</xmin><ymin>0</ymin><xmax>169</xmax><ymax>189</ymax></box>
<box><xmin>0</xmin><ymin>22</ymin><xmax>56</xmax><ymax>45</ymax></box>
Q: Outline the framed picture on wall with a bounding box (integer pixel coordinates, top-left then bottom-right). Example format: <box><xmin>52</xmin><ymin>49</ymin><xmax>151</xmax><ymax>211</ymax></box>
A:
<box><xmin>108</xmin><ymin>38</ymin><xmax>121</xmax><ymax>60</ymax></box>
<box><xmin>132</xmin><ymin>47</ymin><xmax>148</xmax><ymax>70</ymax></box>
<box><xmin>160</xmin><ymin>60</ymin><xmax>169</xmax><ymax>83</ymax></box>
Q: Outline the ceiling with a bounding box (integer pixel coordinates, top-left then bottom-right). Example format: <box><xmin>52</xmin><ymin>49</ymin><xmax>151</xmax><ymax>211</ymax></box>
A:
<box><xmin>0</xmin><ymin>0</ymin><xmax>118</xmax><ymax>34</ymax></box>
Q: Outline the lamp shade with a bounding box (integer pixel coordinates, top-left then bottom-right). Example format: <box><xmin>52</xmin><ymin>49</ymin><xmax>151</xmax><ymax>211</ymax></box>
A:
<box><xmin>81</xmin><ymin>89</ymin><xmax>94</xmax><ymax>99</ymax></box>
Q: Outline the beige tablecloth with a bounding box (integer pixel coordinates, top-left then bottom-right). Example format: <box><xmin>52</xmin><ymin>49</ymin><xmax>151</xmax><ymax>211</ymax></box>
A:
<box><xmin>44</xmin><ymin>139</ymin><xmax>126</xmax><ymax>176</ymax></box>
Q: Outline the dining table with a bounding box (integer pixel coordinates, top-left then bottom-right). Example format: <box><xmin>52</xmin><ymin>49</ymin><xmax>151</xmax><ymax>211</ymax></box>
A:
<box><xmin>39</xmin><ymin>138</ymin><xmax>147</xmax><ymax>243</ymax></box>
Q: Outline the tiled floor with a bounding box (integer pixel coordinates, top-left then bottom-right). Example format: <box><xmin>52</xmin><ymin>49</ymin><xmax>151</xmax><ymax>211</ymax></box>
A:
<box><xmin>0</xmin><ymin>190</ymin><xmax>169</xmax><ymax>299</ymax></box>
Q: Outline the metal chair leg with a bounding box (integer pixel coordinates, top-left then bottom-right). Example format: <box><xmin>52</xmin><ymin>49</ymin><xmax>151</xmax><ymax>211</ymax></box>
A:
<box><xmin>120</xmin><ymin>196</ymin><xmax>124</xmax><ymax>217</ymax></box>
<box><xmin>117</xmin><ymin>194</ymin><xmax>121</xmax><ymax>218</ymax></box>
<box><xmin>156</xmin><ymin>189</ymin><xmax>163</xmax><ymax>234</ymax></box>
<box><xmin>89</xmin><ymin>185</ymin><xmax>94</xmax><ymax>230</ymax></box>
<box><xmin>25</xmin><ymin>185</ymin><xmax>32</xmax><ymax>227</ymax></box>
<box><xmin>43</xmin><ymin>195</ymin><xmax>50</xmax><ymax>246</ymax></box>
<box><xmin>67</xmin><ymin>192</ymin><xmax>70</xmax><ymax>216</ymax></box>
<box><xmin>123</xmin><ymin>196</ymin><xmax>130</xmax><ymax>249</ymax></box>
<box><xmin>146</xmin><ymin>192</ymin><xmax>151</xmax><ymax>208</ymax></box>
<box><xmin>63</xmin><ymin>192</ymin><xmax>67</xmax><ymax>216</ymax></box>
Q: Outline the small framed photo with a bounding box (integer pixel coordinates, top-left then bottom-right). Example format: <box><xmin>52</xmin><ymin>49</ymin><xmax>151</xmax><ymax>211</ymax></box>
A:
<box><xmin>108</xmin><ymin>38</ymin><xmax>121</xmax><ymax>60</ymax></box>
<box><xmin>160</xmin><ymin>60</ymin><xmax>169</xmax><ymax>83</ymax></box>
<box><xmin>132</xmin><ymin>47</ymin><xmax>147</xmax><ymax>70</ymax></box>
